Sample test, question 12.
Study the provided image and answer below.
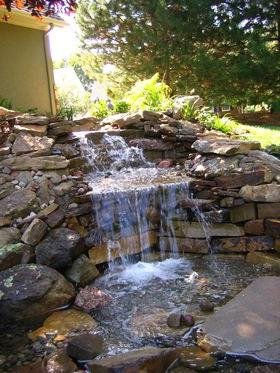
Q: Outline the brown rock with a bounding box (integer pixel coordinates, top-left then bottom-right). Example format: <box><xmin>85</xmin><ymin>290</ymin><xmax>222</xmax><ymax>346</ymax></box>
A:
<box><xmin>0</xmin><ymin>217</ymin><xmax>11</xmax><ymax>227</ymax></box>
<box><xmin>212</xmin><ymin>236</ymin><xmax>274</xmax><ymax>252</ymax></box>
<box><xmin>45</xmin><ymin>208</ymin><xmax>65</xmax><ymax>228</ymax></box>
<box><xmin>246</xmin><ymin>252</ymin><xmax>280</xmax><ymax>273</ymax></box>
<box><xmin>37</xmin><ymin>203</ymin><xmax>59</xmax><ymax>219</ymax></box>
<box><xmin>175</xmin><ymin>346</ymin><xmax>216</xmax><ymax>370</ymax></box>
<box><xmin>0</xmin><ymin>243</ymin><xmax>32</xmax><ymax>271</ymax></box>
<box><xmin>158</xmin><ymin>159</ymin><xmax>174</xmax><ymax>168</ymax></box>
<box><xmin>65</xmin><ymin>255</ymin><xmax>99</xmax><ymax>287</ymax></box>
<box><xmin>14</xmin><ymin>124</ymin><xmax>47</xmax><ymax>137</ymax></box>
<box><xmin>74</xmin><ymin>286</ymin><xmax>112</xmax><ymax>312</ymax></box>
<box><xmin>0</xmin><ymin>189</ymin><xmax>38</xmax><ymax>218</ymax></box>
<box><xmin>2</xmin><ymin>155</ymin><xmax>69</xmax><ymax>171</ymax></box>
<box><xmin>244</xmin><ymin>219</ymin><xmax>264</xmax><ymax>235</ymax></box>
<box><xmin>251</xmin><ymin>364</ymin><xmax>280</xmax><ymax>373</ymax></box>
<box><xmin>0</xmin><ymin>227</ymin><xmax>20</xmax><ymax>246</ymax></box>
<box><xmin>215</xmin><ymin>171</ymin><xmax>268</xmax><ymax>189</ymax></box>
<box><xmin>230</xmin><ymin>203</ymin><xmax>256</xmax><ymax>223</ymax></box>
<box><xmin>239</xmin><ymin>184</ymin><xmax>280</xmax><ymax>203</ymax></box>
<box><xmin>257</xmin><ymin>203</ymin><xmax>280</xmax><ymax>219</ymax></box>
<box><xmin>86</xmin><ymin>347</ymin><xmax>177</xmax><ymax>373</ymax></box>
<box><xmin>159</xmin><ymin>237</ymin><xmax>209</xmax><ymax>254</ymax></box>
<box><xmin>265</xmin><ymin>219</ymin><xmax>280</xmax><ymax>238</ymax></box>
<box><xmin>171</xmin><ymin>221</ymin><xmax>244</xmax><ymax>238</ymax></box>
<box><xmin>199</xmin><ymin>300</ymin><xmax>215</xmax><ymax>312</ymax></box>
<box><xmin>67</xmin><ymin>334</ymin><xmax>104</xmax><ymax>361</ymax></box>
<box><xmin>21</xmin><ymin>218</ymin><xmax>48</xmax><ymax>246</ymax></box>
<box><xmin>12</xmin><ymin>133</ymin><xmax>54</xmax><ymax>155</ymax></box>
<box><xmin>192</xmin><ymin>139</ymin><xmax>260</xmax><ymax>156</ymax></box>
<box><xmin>167</xmin><ymin>313</ymin><xmax>181</xmax><ymax>328</ymax></box>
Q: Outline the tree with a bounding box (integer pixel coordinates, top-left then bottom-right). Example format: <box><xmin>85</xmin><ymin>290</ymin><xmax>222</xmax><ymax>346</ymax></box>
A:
<box><xmin>0</xmin><ymin>0</ymin><xmax>77</xmax><ymax>18</ymax></box>
<box><xmin>77</xmin><ymin>0</ymin><xmax>280</xmax><ymax>105</ymax></box>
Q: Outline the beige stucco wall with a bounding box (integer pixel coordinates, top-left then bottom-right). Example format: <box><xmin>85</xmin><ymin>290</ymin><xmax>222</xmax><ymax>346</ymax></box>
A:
<box><xmin>0</xmin><ymin>22</ymin><xmax>54</xmax><ymax>114</ymax></box>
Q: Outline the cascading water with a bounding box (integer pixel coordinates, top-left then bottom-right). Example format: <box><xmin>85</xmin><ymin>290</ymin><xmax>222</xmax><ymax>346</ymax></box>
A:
<box><xmin>78</xmin><ymin>132</ymin><xmax>210</xmax><ymax>269</ymax></box>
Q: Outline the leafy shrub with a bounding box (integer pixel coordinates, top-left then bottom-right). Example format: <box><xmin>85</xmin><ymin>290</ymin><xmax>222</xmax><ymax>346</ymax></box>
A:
<box><xmin>196</xmin><ymin>107</ymin><xmax>239</xmax><ymax>134</ymax></box>
<box><xmin>181</xmin><ymin>101</ymin><xmax>200</xmax><ymax>121</ymax></box>
<box><xmin>56</xmin><ymin>89</ymin><xmax>91</xmax><ymax>120</ymax></box>
<box><xmin>0</xmin><ymin>97</ymin><xmax>12</xmax><ymax>110</ymax></box>
<box><xmin>90</xmin><ymin>100</ymin><xmax>110</xmax><ymax>119</ymax></box>
<box><xmin>113</xmin><ymin>100</ymin><xmax>131</xmax><ymax>113</ymax></box>
<box><xmin>124</xmin><ymin>73</ymin><xmax>172</xmax><ymax>111</ymax></box>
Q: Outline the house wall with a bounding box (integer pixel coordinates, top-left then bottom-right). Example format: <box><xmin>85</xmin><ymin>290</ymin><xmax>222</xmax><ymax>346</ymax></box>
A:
<box><xmin>0</xmin><ymin>22</ymin><xmax>55</xmax><ymax>114</ymax></box>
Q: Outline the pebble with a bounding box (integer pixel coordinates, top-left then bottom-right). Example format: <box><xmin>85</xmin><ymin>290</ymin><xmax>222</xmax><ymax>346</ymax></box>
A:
<box><xmin>78</xmin><ymin>188</ymin><xmax>85</xmax><ymax>194</ymax></box>
<box><xmin>181</xmin><ymin>314</ymin><xmax>195</xmax><ymax>327</ymax></box>
<box><xmin>15</xmin><ymin>185</ymin><xmax>21</xmax><ymax>190</ymax></box>
<box><xmin>62</xmin><ymin>175</ymin><xmax>68</xmax><ymax>181</ymax></box>
<box><xmin>2</xmin><ymin>167</ymin><xmax>11</xmax><ymax>174</ymax></box>
<box><xmin>199</xmin><ymin>300</ymin><xmax>215</xmax><ymax>312</ymax></box>
<box><xmin>68</xmin><ymin>203</ymin><xmax>78</xmax><ymax>209</ymax></box>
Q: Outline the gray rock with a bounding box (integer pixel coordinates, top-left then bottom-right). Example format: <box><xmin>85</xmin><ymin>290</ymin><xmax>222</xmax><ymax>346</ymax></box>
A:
<box><xmin>0</xmin><ymin>189</ymin><xmax>38</xmax><ymax>218</ymax></box>
<box><xmin>65</xmin><ymin>255</ymin><xmax>99</xmax><ymax>287</ymax></box>
<box><xmin>239</xmin><ymin>184</ymin><xmax>280</xmax><ymax>202</ymax></box>
<box><xmin>14</xmin><ymin>124</ymin><xmax>48</xmax><ymax>137</ymax></box>
<box><xmin>197</xmin><ymin>277</ymin><xmax>280</xmax><ymax>362</ymax></box>
<box><xmin>0</xmin><ymin>264</ymin><xmax>74</xmax><ymax>320</ymax></box>
<box><xmin>12</xmin><ymin>133</ymin><xmax>54</xmax><ymax>155</ymax></box>
<box><xmin>101</xmin><ymin>112</ymin><xmax>142</xmax><ymax>128</ymax></box>
<box><xmin>21</xmin><ymin>218</ymin><xmax>48</xmax><ymax>246</ymax></box>
<box><xmin>0</xmin><ymin>227</ymin><xmax>21</xmax><ymax>246</ymax></box>
<box><xmin>192</xmin><ymin>139</ymin><xmax>260</xmax><ymax>156</ymax></box>
<box><xmin>1</xmin><ymin>155</ymin><xmax>69</xmax><ymax>171</ymax></box>
<box><xmin>67</xmin><ymin>334</ymin><xmax>104</xmax><ymax>360</ymax></box>
<box><xmin>35</xmin><ymin>228</ymin><xmax>84</xmax><ymax>269</ymax></box>
<box><xmin>53</xmin><ymin>181</ymin><xmax>74</xmax><ymax>196</ymax></box>
<box><xmin>47</xmin><ymin>121</ymin><xmax>73</xmax><ymax>136</ymax></box>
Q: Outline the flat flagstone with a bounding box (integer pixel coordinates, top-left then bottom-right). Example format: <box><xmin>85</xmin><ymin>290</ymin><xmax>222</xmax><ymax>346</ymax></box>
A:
<box><xmin>197</xmin><ymin>277</ymin><xmax>280</xmax><ymax>362</ymax></box>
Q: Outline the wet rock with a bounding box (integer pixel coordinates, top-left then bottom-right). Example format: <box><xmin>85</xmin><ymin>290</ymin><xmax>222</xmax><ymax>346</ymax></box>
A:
<box><xmin>250</xmin><ymin>365</ymin><xmax>280</xmax><ymax>373</ymax></box>
<box><xmin>192</xmin><ymin>139</ymin><xmax>260</xmax><ymax>156</ymax></box>
<box><xmin>65</xmin><ymin>254</ymin><xmax>99</xmax><ymax>287</ymax></box>
<box><xmin>67</xmin><ymin>334</ymin><xmax>104</xmax><ymax>360</ymax></box>
<box><xmin>180</xmin><ymin>314</ymin><xmax>195</xmax><ymax>327</ymax></box>
<box><xmin>158</xmin><ymin>159</ymin><xmax>174</xmax><ymax>168</ymax></box>
<box><xmin>160</xmin><ymin>237</ymin><xmax>209</xmax><ymax>254</ymax></box>
<box><xmin>199</xmin><ymin>300</ymin><xmax>215</xmax><ymax>312</ymax></box>
<box><xmin>21</xmin><ymin>218</ymin><xmax>48</xmax><ymax>246</ymax></box>
<box><xmin>265</xmin><ymin>219</ymin><xmax>280</xmax><ymax>238</ymax></box>
<box><xmin>0</xmin><ymin>264</ymin><xmax>74</xmax><ymax>321</ymax></box>
<box><xmin>212</xmin><ymin>236</ymin><xmax>274</xmax><ymax>252</ymax></box>
<box><xmin>52</xmin><ymin>144</ymin><xmax>79</xmax><ymax>159</ymax></box>
<box><xmin>167</xmin><ymin>313</ymin><xmax>181</xmax><ymax>328</ymax></box>
<box><xmin>12</xmin><ymin>133</ymin><xmax>54</xmax><ymax>155</ymax></box>
<box><xmin>239</xmin><ymin>184</ymin><xmax>280</xmax><ymax>203</ymax></box>
<box><xmin>86</xmin><ymin>347</ymin><xmax>177</xmax><ymax>373</ymax></box>
<box><xmin>197</xmin><ymin>277</ymin><xmax>280</xmax><ymax>362</ymax></box>
<box><xmin>230</xmin><ymin>203</ymin><xmax>256</xmax><ymax>223</ymax></box>
<box><xmin>74</xmin><ymin>286</ymin><xmax>112</xmax><ymax>312</ymax></box>
<box><xmin>246</xmin><ymin>252</ymin><xmax>280</xmax><ymax>272</ymax></box>
<box><xmin>0</xmin><ymin>243</ymin><xmax>32</xmax><ymax>271</ymax></box>
<box><xmin>257</xmin><ymin>203</ymin><xmax>280</xmax><ymax>219</ymax></box>
<box><xmin>175</xmin><ymin>346</ymin><xmax>216</xmax><ymax>370</ymax></box>
<box><xmin>2</xmin><ymin>155</ymin><xmax>69</xmax><ymax>171</ymax></box>
<box><xmin>28</xmin><ymin>309</ymin><xmax>97</xmax><ymax>341</ymax></box>
<box><xmin>14</xmin><ymin>351</ymin><xmax>77</xmax><ymax>373</ymax></box>
<box><xmin>35</xmin><ymin>228</ymin><xmax>84</xmax><ymax>269</ymax></box>
<box><xmin>172</xmin><ymin>221</ymin><xmax>244</xmax><ymax>238</ymax></box>
<box><xmin>45</xmin><ymin>208</ymin><xmax>65</xmax><ymax>228</ymax></box>
<box><xmin>244</xmin><ymin>219</ymin><xmax>264</xmax><ymax>235</ymax></box>
<box><xmin>0</xmin><ymin>227</ymin><xmax>21</xmax><ymax>246</ymax></box>
<box><xmin>0</xmin><ymin>189</ymin><xmax>38</xmax><ymax>218</ymax></box>
<box><xmin>129</xmin><ymin>138</ymin><xmax>173</xmax><ymax>150</ymax></box>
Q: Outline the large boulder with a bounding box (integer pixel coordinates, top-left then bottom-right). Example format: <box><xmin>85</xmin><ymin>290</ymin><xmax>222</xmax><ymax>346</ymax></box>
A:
<box><xmin>0</xmin><ymin>264</ymin><xmax>74</xmax><ymax>320</ymax></box>
<box><xmin>35</xmin><ymin>228</ymin><xmax>84</xmax><ymax>269</ymax></box>
<box><xmin>239</xmin><ymin>184</ymin><xmax>280</xmax><ymax>202</ymax></box>
<box><xmin>0</xmin><ymin>189</ymin><xmax>38</xmax><ymax>218</ymax></box>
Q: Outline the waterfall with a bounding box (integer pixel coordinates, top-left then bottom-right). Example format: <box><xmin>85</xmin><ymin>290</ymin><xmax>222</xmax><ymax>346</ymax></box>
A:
<box><xmin>78</xmin><ymin>132</ymin><xmax>210</xmax><ymax>269</ymax></box>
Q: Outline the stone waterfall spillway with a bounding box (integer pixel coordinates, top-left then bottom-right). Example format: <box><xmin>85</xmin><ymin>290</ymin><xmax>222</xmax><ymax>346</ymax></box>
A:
<box><xmin>78</xmin><ymin>133</ymin><xmax>210</xmax><ymax>267</ymax></box>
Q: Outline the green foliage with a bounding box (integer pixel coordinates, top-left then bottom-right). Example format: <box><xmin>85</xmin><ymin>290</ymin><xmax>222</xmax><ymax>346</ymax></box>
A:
<box><xmin>195</xmin><ymin>107</ymin><xmax>239</xmax><ymax>134</ymax></box>
<box><xmin>0</xmin><ymin>97</ymin><xmax>12</xmax><ymax>110</ymax></box>
<box><xmin>125</xmin><ymin>74</ymin><xmax>172</xmax><ymax>111</ymax></box>
<box><xmin>113</xmin><ymin>100</ymin><xmax>131</xmax><ymax>113</ymax></box>
<box><xmin>181</xmin><ymin>100</ymin><xmax>200</xmax><ymax>121</ymax></box>
<box><xmin>56</xmin><ymin>89</ymin><xmax>91</xmax><ymax>120</ymax></box>
<box><xmin>90</xmin><ymin>100</ymin><xmax>110</xmax><ymax>119</ymax></box>
<box><xmin>77</xmin><ymin>0</ymin><xmax>280</xmax><ymax>105</ymax></box>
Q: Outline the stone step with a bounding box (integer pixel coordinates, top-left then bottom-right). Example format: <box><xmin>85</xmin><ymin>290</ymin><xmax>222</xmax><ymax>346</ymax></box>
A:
<box><xmin>159</xmin><ymin>236</ymin><xmax>209</xmax><ymax>254</ymax></box>
<box><xmin>170</xmin><ymin>221</ymin><xmax>244</xmax><ymax>238</ymax></box>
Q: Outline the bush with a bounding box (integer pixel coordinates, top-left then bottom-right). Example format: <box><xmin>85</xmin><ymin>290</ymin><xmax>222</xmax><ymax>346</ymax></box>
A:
<box><xmin>56</xmin><ymin>89</ymin><xmax>91</xmax><ymax>120</ymax></box>
<box><xmin>0</xmin><ymin>97</ymin><xmax>12</xmax><ymax>110</ymax></box>
<box><xmin>181</xmin><ymin>100</ymin><xmax>200</xmax><ymax>121</ymax></box>
<box><xmin>124</xmin><ymin>73</ymin><xmax>172</xmax><ymax>112</ymax></box>
<box><xmin>90</xmin><ymin>100</ymin><xmax>110</xmax><ymax>119</ymax></box>
<box><xmin>196</xmin><ymin>107</ymin><xmax>239</xmax><ymax>134</ymax></box>
<box><xmin>113</xmin><ymin>100</ymin><xmax>131</xmax><ymax>113</ymax></box>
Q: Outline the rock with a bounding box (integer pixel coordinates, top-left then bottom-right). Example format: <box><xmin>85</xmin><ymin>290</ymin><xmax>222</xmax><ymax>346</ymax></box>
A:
<box><xmin>0</xmin><ymin>264</ymin><xmax>74</xmax><ymax>321</ymax></box>
<box><xmin>192</xmin><ymin>139</ymin><xmax>260</xmax><ymax>156</ymax></box>
<box><xmin>129</xmin><ymin>138</ymin><xmax>173</xmax><ymax>151</ymax></box>
<box><xmin>197</xmin><ymin>277</ymin><xmax>280</xmax><ymax>362</ymax></box>
<box><xmin>48</xmin><ymin>121</ymin><xmax>73</xmax><ymax>136</ymax></box>
<box><xmin>202</xmin><ymin>209</ymin><xmax>230</xmax><ymax>223</ymax></box>
<box><xmin>101</xmin><ymin>112</ymin><xmax>142</xmax><ymax>128</ymax></box>
<box><xmin>159</xmin><ymin>237</ymin><xmax>209</xmax><ymax>254</ymax></box>
<box><xmin>37</xmin><ymin>203</ymin><xmax>59</xmax><ymax>219</ymax></box>
<box><xmin>52</xmin><ymin>144</ymin><xmax>79</xmax><ymax>159</ymax></box>
<box><xmin>188</xmin><ymin>155</ymin><xmax>241</xmax><ymax>179</ymax></box>
<box><xmin>66</xmin><ymin>203</ymin><xmax>92</xmax><ymax>217</ymax></box>
<box><xmin>246</xmin><ymin>252</ymin><xmax>280</xmax><ymax>272</ymax></box>
<box><xmin>180</xmin><ymin>314</ymin><xmax>195</xmax><ymax>327</ymax></box>
<box><xmin>257</xmin><ymin>203</ymin><xmax>280</xmax><ymax>219</ymax></box>
<box><xmin>35</xmin><ymin>228</ymin><xmax>84</xmax><ymax>269</ymax></box>
<box><xmin>14</xmin><ymin>124</ymin><xmax>48</xmax><ymax>137</ymax></box>
<box><xmin>28</xmin><ymin>309</ymin><xmax>97</xmax><ymax>341</ymax></box>
<box><xmin>167</xmin><ymin>313</ymin><xmax>181</xmax><ymax>328</ymax></box>
<box><xmin>65</xmin><ymin>255</ymin><xmax>99</xmax><ymax>287</ymax></box>
<box><xmin>14</xmin><ymin>351</ymin><xmax>77</xmax><ymax>373</ymax></box>
<box><xmin>53</xmin><ymin>181</ymin><xmax>74</xmax><ymax>196</ymax></box>
<box><xmin>230</xmin><ymin>203</ymin><xmax>256</xmax><ymax>223</ymax></box>
<box><xmin>158</xmin><ymin>159</ymin><xmax>174</xmax><ymax>168</ymax></box>
<box><xmin>0</xmin><ymin>146</ymin><xmax>10</xmax><ymax>156</ymax></box>
<box><xmin>0</xmin><ymin>243</ymin><xmax>32</xmax><ymax>271</ymax></box>
<box><xmin>0</xmin><ymin>217</ymin><xmax>11</xmax><ymax>227</ymax></box>
<box><xmin>199</xmin><ymin>300</ymin><xmax>215</xmax><ymax>312</ymax></box>
<box><xmin>86</xmin><ymin>347</ymin><xmax>177</xmax><ymax>373</ymax></box>
<box><xmin>2</xmin><ymin>155</ymin><xmax>69</xmax><ymax>171</ymax></box>
<box><xmin>251</xmin><ymin>364</ymin><xmax>280</xmax><ymax>373</ymax></box>
<box><xmin>265</xmin><ymin>219</ymin><xmax>280</xmax><ymax>238</ymax></box>
<box><xmin>244</xmin><ymin>219</ymin><xmax>264</xmax><ymax>235</ymax></box>
<box><xmin>215</xmin><ymin>170</ymin><xmax>270</xmax><ymax>189</ymax></box>
<box><xmin>74</xmin><ymin>286</ymin><xmax>112</xmax><ymax>312</ymax></box>
<box><xmin>212</xmin><ymin>236</ymin><xmax>274</xmax><ymax>252</ymax></box>
<box><xmin>45</xmin><ymin>208</ymin><xmax>65</xmax><ymax>228</ymax></box>
<box><xmin>239</xmin><ymin>184</ymin><xmax>280</xmax><ymax>202</ymax></box>
<box><xmin>171</xmin><ymin>221</ymin><xmax>244</xmax><ymax>238</ymax></box>
<box><xmin>18</xmin><ymin>115</ymin><xmax>50</xmax><ymax>126</ymax></box>
<box><xmin>0</xmin><ymin>189</ymin><xmax>38</xmax><ymax>218</ymax></box>
<box><xmin>12</xmin><ymin>133</ymin><xmax>54</xmax><ymax>155</ymax></box>
<box><xmin>0</xmin><ymin>227</ymin><xmax>20</xmax><ymax>246</ymax></box>
<box><xmin>67</xmin><ymin>334</ymin><xmax>104</xmax><ymax>361</ymax></box>
<box><xmin>21</xmin><ymin>218</ymin><xmax>48</xmax><ymax>246</ymax></box>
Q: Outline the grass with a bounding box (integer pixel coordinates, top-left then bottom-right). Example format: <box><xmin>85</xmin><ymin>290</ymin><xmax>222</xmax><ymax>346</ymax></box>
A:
<box><xmin>239</xmin><ymin>124</ymin><xmax>280</xmax><ymax>150</ymax></box>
